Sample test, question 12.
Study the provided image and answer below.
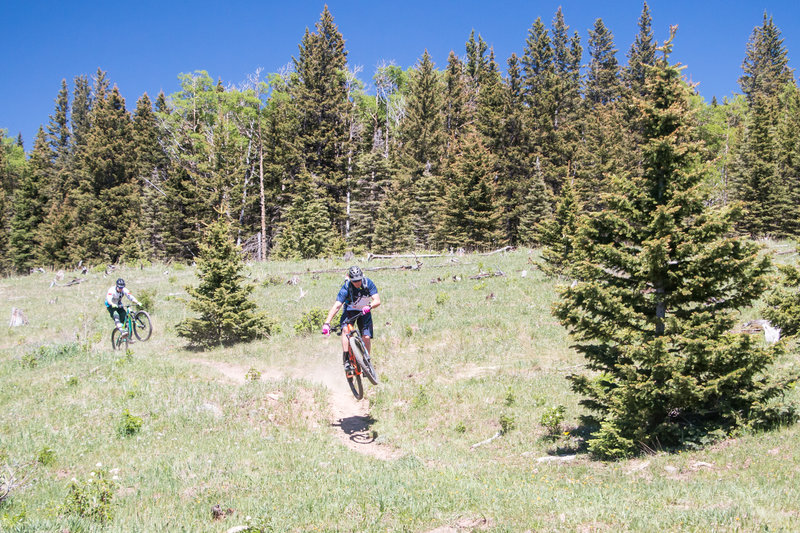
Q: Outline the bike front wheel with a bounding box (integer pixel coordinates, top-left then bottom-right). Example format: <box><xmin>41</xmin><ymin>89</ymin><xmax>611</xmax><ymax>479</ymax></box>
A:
<box><xmin>133</xmin><ymin>311</ymin><xmax>152</xmax><ymax>341</ymax></box>
<box><xmin>111</xmin><ymin>329</ymin><xmax>128</xmax><ymax>351</ymax></box>
<box><xmin>347</xmin><ymin>364</ymin><xmax>364</xmax><ymax>400</ymax></box>
<box><xmin>350</xmin><ymin>337</ymin><xmax>378</xmax><ymax>385</ymax></box>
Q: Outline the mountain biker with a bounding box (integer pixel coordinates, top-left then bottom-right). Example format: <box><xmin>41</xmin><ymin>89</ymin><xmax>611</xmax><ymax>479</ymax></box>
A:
<box><xmin>322</xmin><ymin>266</ymin><xmax>381</xmax><ymax>374</ymax></box>
<box><xmin>106</xmin><ymin>278</ymin><xmax>142</xmax><ymax>338</ymax></box>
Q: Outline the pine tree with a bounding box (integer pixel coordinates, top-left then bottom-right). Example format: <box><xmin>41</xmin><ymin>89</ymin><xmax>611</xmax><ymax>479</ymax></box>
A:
<box><xmin>291</xmin><ymin>6</ymin><xmax>352</xmax><ymax>235</ymax></box>
<box><xmin>733</xmin><ymin>92</ymin><xmax>781</xmax><ymax>236</ymax></box>
<box><xmin>0</xmin><ymin>140</ymin><xmax>9</xmax><ymax>273</ymax></box>
<box><xmin>436</xmin><ymin>131</ymin><xmax>502</xmax><ymax>249</ymax></box>
<box><xmin>177</xmin><ymin>215</ymin><xmax>276</xmax><ymax>347</ymax></box>
<box><xmin>763</xmin><ymin>263</ymin><xmax>800</xmax><ymax>337</ymax></box>
<box><xmin>372</xmin><ymin>173</ymin><xmax>416</xmax><ymax>253</ymax></box>
<box><xmin>401</xmin><ymin>50</ymin><xmax>446</xmax><ymax>247</ymax></box>
<box><xmin>349</xmin><ymin>150</ymin><xmax>397</xmax><ymax>249</ymax></box>
<box><xmin>777</xmin><ymin>83</ymin><xmax>800</xmax><ymax>235</ymax></box>
<box><xmin>47</xmin><ymin>79</ymin><xmax>71</xmax><ymax>169</ymax></box>
<box><xmin>71</xmin><ymin>75</ymin><xmax>93</xmax><ymax>151</ymax></box>
<box><xmin>132</xmin><ymin>93</ymin><xmax>169</xmax><ymax>260</ymax></box>
<box><xmin>272</xmin><ymin>176</ymin><xmax>341</xmax><ymax>259</ymax></box>
<box><xmin>9</xmin><ymin>128</ymin><xmax>49</xmax><ymax>271</ymax></box>
<box><xmin>576</xmin><ymin>18</ymin><xmax>625</xmax><ymax>212</ymax></box>
<box><xmin>443</xmin><ymin>51</ymin><xmax>469</xmax><ymax>146</ymax></box>
<box><xmin>554</xmin><ymin>32</ymin><xmax>792</xmax><ymax>458</ymax></box>
<box><xmin>739</xmin><ymin>13</ymin><xmax>793</xmax><ymax>106</ymax></box>
<box><xmin>70</xmin><ymin>85</ymin><xmax>138</xmax><ymax>263</ymax></box>
<box><xmin>534</xmin><ymin>178</ymin><xmax>575</xmax><ymax>272</ymax></box>
<box><xmin>625</xmin><ymin>2</ymin><xmax>657</xmax><ymax>96</ymax></box>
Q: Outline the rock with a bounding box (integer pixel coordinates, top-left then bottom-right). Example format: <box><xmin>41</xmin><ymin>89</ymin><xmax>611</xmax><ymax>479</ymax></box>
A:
<box><xmin>9</xmin><ymin>308</ymin><xmax>28</xmax><ymax>327</ymax></box>
<box><xmin>55</xmin><ymin>270</ymin><xmax>65</xmax><ymax>281</ymax></box>
<box><xmin>535</xmin><ymin>454</ymin><xmax>576</xmax><ymax>463</ymax></box>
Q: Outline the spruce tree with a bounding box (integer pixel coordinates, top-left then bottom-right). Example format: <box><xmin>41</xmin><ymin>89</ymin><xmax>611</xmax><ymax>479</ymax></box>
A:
<box><xmin>777</xmin><ymin>84</ymin><xmax>800</xmax><ymax>235</ymax></box>
<box><xmin>555</xmin><ymin>32</ymin><xmax>792</xmax><ymax>458</ymax></box>
<box><xmin>0</xmin><ymin>141</ymin><xmax>9</xmax><ymax>273</ymax></box>
<box><xmin>9</xmin><ymin>129</ymin><xmax>49</xmax><ymax>271</ymax></box>
<box><xmin>534</xmin><ymin>178</ymin><xmax>575</xmax><ymax>273</ymax></box>
<box><xmin>272</xmin><ymin>176</ymin><xmax>340</xmax><ymax>259</ymax></box>
<box><xmin>177</xmin><ymin>215</ymin><xmax>276</xmax><ymax>347</ymax></box>
<box><xmin>70</xmin><ymin>85</ymin><xmax>138</xmax><ymax>263</ymax></box>
<box><xmin>739</xmin><ymin>13</ymin><xmax>792</xmax><ymax>106</ymax></box>
<box><xmin>763</xmin><ymin>263</ymin><xmax>800</xmax><ymax>337</ymax></box>
<box><xmin>291</xmin><ymin>6</ymin><xmax>352</xmax><ymax>235</ymax></box>
<box><xmin>372</xmin><ymin>173</ymin><xmax>416</xmax><ymax>253</ymax></box>
<box><xmin>436</xmin><ymin>131</ymin><xmax>502</xmax><ymax>249</ymax></box>
<box><xmin>625</xmin><ymin>2</ymin><xmax>657</xmax><ymax>96</ymax></box>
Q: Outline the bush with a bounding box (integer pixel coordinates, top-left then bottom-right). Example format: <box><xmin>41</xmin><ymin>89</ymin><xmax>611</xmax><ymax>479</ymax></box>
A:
<box><xmin>117</xmin><ymin>409</ymin><xmax>142</xmax><ymax>437</ymax></box>
<box><xmin>499</xmin><ymin>413</ymin><xmax>516</xmax><ymax>434</ymax></box>
<box><xmin>136</xmin><ymin>288</ymin><xmax>157</xmax><ymax>313</ymax></box>
<box><xmin>63</xmin><ymin>468</ymin><xmax>116</xmax><ymax>523</ymax></box>
<box><xmin>36</xmin><ymin>447</ymin><xmax>56</xmax><ymax>466</ymax></box>
<box><xmin>763</xmin><ymin>264</ymin><xmax>800</xmax><ymax>337</ymax></box>
<box><xmin>540</xmin><ymin>405</ymin><xmax>566</xmax><ymax>436</ymax></box>
<box><xmin>294</xmin><ymin>308</ymin><xmax>326</xmax><ymax>335</ymax></box>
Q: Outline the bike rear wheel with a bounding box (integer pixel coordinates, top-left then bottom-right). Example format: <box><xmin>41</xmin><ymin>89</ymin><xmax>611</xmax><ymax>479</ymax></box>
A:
<box><xmin>111</xmin><ymin>328</ymin><xmax>128</xmax><ymax>351</ymax></box>
<box><xmin>350</xmin><ymin>337</ymin><xmax>378</xmax><ymax>385</ymax></box>
<box><xmin>133</xmin><ymin>311</ymin><xmax>152</xmax><ymax>341</ymax></box>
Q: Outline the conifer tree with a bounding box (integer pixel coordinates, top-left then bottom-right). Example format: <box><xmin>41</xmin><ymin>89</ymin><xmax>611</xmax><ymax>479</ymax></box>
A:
<box><xmin>0</xmin><ymin>141</ymin><xmax>9</xmax><ymax>273</ymax></box>
<box><xmin>349</xmin><ymin>150</ymin><xmax>396</xmax><ymax>249</ymax></box>
<box><xmin>555</xmin><ymin>32</ymin><xmax>792</xmax><ymax>458</ymax></box>
<box><xmin>777</xmin><ymin>84</ymin><xmax>800</xmax><ymax>235</ymax></box>
<box><xmin>436</xmin><ymin>131</ymin><xmax>501</xmax><ymax>249</ymax></box>
<box><xmin>47</xmin><ymin>79</ymin><xmax>71</xmax><ymax>169</ymax></box>
<box><xmin>71</xmin><ymin>75</ymin><xmax>93</xmax><ymax>151</ymax></box>
<box><xmin>70</xmin><ymin>85</ymin><xmax>138</xmax><ymax>263</ymax></box>
<box><xmin>763</xmin><ymin>263</ymin><xmax>800</xmax><ymax>337</ymax></box>
<box><xmin>291</xmin><ymin>6</ymin><xmax>352</xmax><ymax>235</ymax></box>
<box><xmin>576</xmin><ymin>18</ymin><xmax>625</xmax><ymax>212</ymax></box>
<box><xmin>133</xmin><ymin>93</ymin><xmax>169</xmax><ymax>260</ymax></box>
<box><xmin>443</xmin><ymin>51</ymin><xmax>469</xmax><ymax>147</ymax></box>
<box><xmin>732</xmin><ymin>92</ymin><xmax>781</xmax><ymax>236</ymax></box>
<box><xmin>534</xmin><ymin>177</ymin><xmax>575</xmax><ymax>272</ymax></box>
<box><xmin>401</xmin><ymin>50</ymin><xmax>446</xmax><ymax>247</ymax></box>
<box><xmin>739</xmin><ymin>13</ymin><xmax>793</xmax><ymax>106</ymax></box>
<box><xmin>625</xmin><ymin>2</ymin><xmax>657</xmax><ymax>96</ymax></box>
<box><xmin>177</xmin><ymin>215</ymin><xmax>276</xmax><ymax>347</ymax></box>
<box><xmin>372</xmin><ymin>173</ymin><xmax>416</xmax><ymax>253</ymax></box>
<box><xmin>272</xmin><ymin>176</ymin><xmax>340</xmax><ymax>259</ymax></box>
<box><xmin>9</xmin><ymin>129</ymin><xmax>49</xmax><ymax>271</ymax></box>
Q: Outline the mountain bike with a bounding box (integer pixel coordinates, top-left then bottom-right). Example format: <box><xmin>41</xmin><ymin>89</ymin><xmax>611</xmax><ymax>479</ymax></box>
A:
<box><xmin>331</xmin><ymin>311</ymin><xmax>378</xmax><ymax>400</ymax></box>
<box><xmin>111</xmin><ymin>305</ymin><xmax>153</xmax><ymax>350</ymax></box>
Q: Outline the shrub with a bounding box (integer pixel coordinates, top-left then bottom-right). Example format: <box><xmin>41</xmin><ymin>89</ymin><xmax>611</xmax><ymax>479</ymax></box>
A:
<box><xmin>294</xmin><ymin>308</ymin><xmax>326</xmax><ymax>335</ymax></box>
<box><xmin>499</xmin><ymin>414</ymin><xmax>516</xmax><ymax>434</ymax></box>
<box><xmin>63</xmin><ymin>469</ymin><xmax>116</xmax><ymax>523</ymax></box>
<box><xmin>540</xmin><ymin>405</ymin><xmax>566</xmax><ymax>436</ymax></box>
<box><xmin>136</xmin><ymin>288</ymin><xmax>157</xmax><ymax>313</ymax></box>
<box><xmin>245</xmin><ymin>368</ymin><xmax>261</xmax><ymax>381</ymax></box>
<box><xmin>117</xmin><ymin>409</ymin><xmax>142</xmax><ymax>437</ymax></box>
<box><xmin>36</xmin><ymin>447</ymin><xmax>56</xmax><ymax>466</ymax></box>
<box><xmin>763</xmin><ymin>264</ymin><xmax>800</xmax><ymax>337</ymax></box>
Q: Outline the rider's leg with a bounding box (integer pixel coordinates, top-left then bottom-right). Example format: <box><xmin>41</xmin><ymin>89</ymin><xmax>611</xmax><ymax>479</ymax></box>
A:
<box><xmin>363</xmin><ymin>335</ymin><xmax>371</xmax><ymax>354</ymax></box>
<box><xmin>108</xmin><ymin>306</ymin><xmax>125</xmax><ymax>333</ymax></box>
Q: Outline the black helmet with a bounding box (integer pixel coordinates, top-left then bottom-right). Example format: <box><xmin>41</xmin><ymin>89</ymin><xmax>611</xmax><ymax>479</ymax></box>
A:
<box><xmin>116</xmin><ymin>278</ymin><xmax>126</xmax><ymax>289</ymax></box>
<box><xmin>347</xmin><ymin>266</ymin><xmax>363</xmax><ymax>281</ymax></box>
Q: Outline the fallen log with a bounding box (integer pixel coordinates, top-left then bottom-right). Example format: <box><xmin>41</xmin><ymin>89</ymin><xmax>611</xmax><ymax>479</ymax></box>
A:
<box><xmin>469</xmin><ymin>270</ymin><xmax>506</xmax><ymax>280</ymax></box>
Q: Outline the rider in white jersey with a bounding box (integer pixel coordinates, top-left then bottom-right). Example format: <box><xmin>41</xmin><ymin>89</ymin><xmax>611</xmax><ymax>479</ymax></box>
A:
<box><xmin>106</xmin><ymin>278</ymin><xmax>141</xmax><ymax>337</ymax></box>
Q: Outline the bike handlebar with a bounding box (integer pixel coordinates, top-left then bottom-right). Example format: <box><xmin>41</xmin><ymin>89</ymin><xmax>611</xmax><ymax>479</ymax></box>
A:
<box><xmin>329</xmin><ymin>310</ymin><xmax>368</xmax><ymax>334</ymax></box>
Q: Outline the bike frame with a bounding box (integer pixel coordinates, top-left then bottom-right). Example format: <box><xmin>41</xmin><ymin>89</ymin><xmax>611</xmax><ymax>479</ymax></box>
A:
<box><xmin>333</xmin><ymin>312</ymin><xmax>368</xmax><ymax>376</ymax></box>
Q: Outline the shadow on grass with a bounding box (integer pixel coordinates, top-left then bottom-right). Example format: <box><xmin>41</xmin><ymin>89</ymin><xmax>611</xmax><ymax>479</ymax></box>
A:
<box><xmin>334</xmin><ymin>414</ymin><xmax>377</xmax><ymax>444</ymax></box>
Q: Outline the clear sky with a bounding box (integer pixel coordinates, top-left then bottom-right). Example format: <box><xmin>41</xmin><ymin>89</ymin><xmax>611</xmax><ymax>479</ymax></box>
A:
<box><xmin>2</xmin><ymin>0</ymin><xmax>799</xmax><ymax>151</ymax></box>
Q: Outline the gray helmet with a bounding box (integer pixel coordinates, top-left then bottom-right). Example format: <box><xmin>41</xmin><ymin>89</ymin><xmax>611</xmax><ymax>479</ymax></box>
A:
<box><xmin>347</xmin><ymin>266</ymin><xmax>363</xmax><ymax>281</ymax></box>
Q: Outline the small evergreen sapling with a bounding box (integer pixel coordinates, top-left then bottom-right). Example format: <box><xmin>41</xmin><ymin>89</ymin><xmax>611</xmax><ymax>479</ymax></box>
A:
<box><xmin>177</xmin><ymin>216</ymin><xmax>276</xmax><ymax>347</ymax></box>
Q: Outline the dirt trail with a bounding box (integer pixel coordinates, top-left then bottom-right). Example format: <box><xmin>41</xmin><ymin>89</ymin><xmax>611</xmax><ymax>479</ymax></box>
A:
<box><xmin>190</xmin><ymin>356</ymin><xmax>399</xmax><ymax>460</ymax></box>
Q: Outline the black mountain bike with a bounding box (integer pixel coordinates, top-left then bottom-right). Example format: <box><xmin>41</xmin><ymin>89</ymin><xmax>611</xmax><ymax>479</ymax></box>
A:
<box><xmin>331</xmin><ymin>311</ymin><xmax>378</xmax><ymax>400</ymax></box>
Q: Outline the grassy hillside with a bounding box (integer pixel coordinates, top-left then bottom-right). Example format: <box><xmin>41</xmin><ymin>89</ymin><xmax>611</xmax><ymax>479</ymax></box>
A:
<box><xmin>1</xmin><ymin>248</ymin><xmax>799</xmax><ymax>532</ymax></box>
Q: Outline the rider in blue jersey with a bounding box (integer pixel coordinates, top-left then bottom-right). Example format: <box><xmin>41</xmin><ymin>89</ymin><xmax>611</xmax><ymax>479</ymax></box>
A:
<box><xmin>322</xmin><ymin>266</ymin><xmax>381</xmax><ymax>374</ymax></box>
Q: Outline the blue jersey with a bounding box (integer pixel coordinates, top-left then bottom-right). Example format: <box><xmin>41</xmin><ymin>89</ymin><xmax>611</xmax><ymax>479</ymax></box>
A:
<box><xmin>336</xmin><ymin>277</ymin><xmax>378</xmax><ymax>313</ymax></box>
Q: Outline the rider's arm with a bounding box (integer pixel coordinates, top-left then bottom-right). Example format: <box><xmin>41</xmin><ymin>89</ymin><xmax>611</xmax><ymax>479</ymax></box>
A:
<box><xmin>368</xmin><ymin>293</ymin><xmax>381</xmax><ymax>310</ymax></box>
<box><xmin>106</xmin><ymin>288</ymin><xmax>116</xmax><ymax>307</ymax></box>
<box><xmin>324</xmin><ymin>301</ymin><xmax>343</xmax><ymax>325</ymax></box>
<box><xmin>124</xmin><ymin>288</ymin><xmax>141</xmax><ymax>306</ymax></box>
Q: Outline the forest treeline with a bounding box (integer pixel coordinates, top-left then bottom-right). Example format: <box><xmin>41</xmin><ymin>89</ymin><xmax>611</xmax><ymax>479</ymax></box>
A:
<box><xmin>1</xmin><ymin>4</ymin><xmax>799</xmax><ymax>273</ymax></box>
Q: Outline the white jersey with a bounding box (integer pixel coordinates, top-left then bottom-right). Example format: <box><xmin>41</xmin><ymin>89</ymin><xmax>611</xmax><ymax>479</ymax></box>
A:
<box><xmin>106</xmin><ymin>286</ymin><xmax>137</xmax><ymax>307</ymax></box>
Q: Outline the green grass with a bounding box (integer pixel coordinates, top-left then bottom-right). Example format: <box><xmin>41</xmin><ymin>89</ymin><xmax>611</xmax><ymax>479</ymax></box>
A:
<box><xmin>1</xmin><ymin>247</ymin><xmax>799</xmax><ymax>531</ymax></box>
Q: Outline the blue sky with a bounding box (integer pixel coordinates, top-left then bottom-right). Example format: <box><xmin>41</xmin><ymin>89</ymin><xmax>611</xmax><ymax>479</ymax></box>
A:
<box><xmin>2</xmin><ymin>0</ymin><xmax>799</xmax><ymax>151</ymax></box>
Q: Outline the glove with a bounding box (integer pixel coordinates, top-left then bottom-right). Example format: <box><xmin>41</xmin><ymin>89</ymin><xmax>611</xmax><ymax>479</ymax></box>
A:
<box><xmin>361</xmin><ymin>306</ymin><xmax>371</xmax><ymax>315</ymax></box>
<box><xmin>322</xmin><ymin>323</ymin><xmax>331</xmax><ymax>335</ymax></box>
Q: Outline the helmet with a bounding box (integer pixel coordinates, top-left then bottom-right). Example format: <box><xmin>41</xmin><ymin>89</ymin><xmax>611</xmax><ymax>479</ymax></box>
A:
<box><xmin>347</xmin><ymin>266</ymin><xmax>363</xmax><ymax>281</ymax></box>
<box><xmin>116</xmin><ymin>278</ymin><xmax>126</xmax><ymax>289</ymax></box>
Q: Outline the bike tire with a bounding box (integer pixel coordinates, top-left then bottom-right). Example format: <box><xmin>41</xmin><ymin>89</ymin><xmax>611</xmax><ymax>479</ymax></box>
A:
<box><xmin>133</xmin><ymin>311</ymin><xmax>152</xmax><ymax>341</ymax></box>
<box><xmin>347</xmin><ymin>369</ymin><xmax>364</xmax><ymax>400</ymax></box>
<box><xmin>350</xmin><ymin>337</ymin><xmax>378</xmax><ymax>385</ymax></box>
<box><xmin>111</xmin><ymin>329</ymin><xmax>128</xmax><ymax>351</ymax></box>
